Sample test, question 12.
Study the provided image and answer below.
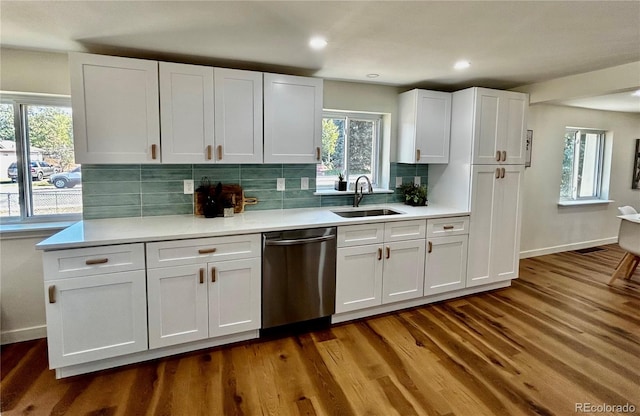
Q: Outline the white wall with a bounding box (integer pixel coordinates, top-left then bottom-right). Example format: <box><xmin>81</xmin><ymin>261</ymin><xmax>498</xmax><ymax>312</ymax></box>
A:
<box><xmin>520</xmin><ymin>104</ymin><xmax>640</xmax><ymax>257</ymax></box>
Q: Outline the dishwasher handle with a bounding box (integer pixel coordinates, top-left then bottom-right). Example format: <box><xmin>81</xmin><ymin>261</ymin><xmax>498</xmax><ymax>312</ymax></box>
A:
<box><xmin>265</xmin><ymin>234</ymin><xmax>336</xmax><ymax>246</ymax></box>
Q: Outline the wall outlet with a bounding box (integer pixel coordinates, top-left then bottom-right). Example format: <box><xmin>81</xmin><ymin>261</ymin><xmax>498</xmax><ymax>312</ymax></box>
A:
<box><xmin>277</xmin><ymin>178</ymin><xmax>285</xmax><ymax>191</ymax></box>
<box><xmin>301</xmin><ymin>177</ymin><xmax>309</xmax><ymax>190</ymax></box>
<box><xmin>414</xmin><ymin>176</ymin><xmax>421</xmax><ymax>186</ymax></box>
<box><xmin>183</xmin><ymin>179</ymin><xmax>194</xmax><ymax>194</ymax></box>
<box><xmin>395</xmin><ymin>177</ymin><xmax>403</xmax><ymax>188</ymax></box>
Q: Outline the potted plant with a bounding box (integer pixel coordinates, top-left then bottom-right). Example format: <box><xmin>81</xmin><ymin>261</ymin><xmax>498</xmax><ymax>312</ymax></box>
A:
<box><xmin>399</xmin><ymin>183</ymin><xmax>428</xmax><ymax>206</ymax></box>
<box><xmin>335</xmin><ymin>173</ymin><xmax>347</xmax><ymax>191</ymax></box>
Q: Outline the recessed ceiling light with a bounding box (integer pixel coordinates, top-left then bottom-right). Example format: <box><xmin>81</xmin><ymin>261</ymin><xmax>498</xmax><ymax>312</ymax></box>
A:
<box><xmin>454</xmin><ymin>60</ymin><xmax>471</xmax><ymax>70</ymax></box>
<box><xmin>632</xmin><ymin>89</ymin><xmax>640</xmax><ymax>97</ymax></box>
<box><xmin>366</xmin><ymin>73</ymin><xmax>380</xmax><ymax>78</ymax></box>
<box><xmin>309</xmin><ymin>37</ymin><xmax>328</xmax><ymax>50</ymax></box>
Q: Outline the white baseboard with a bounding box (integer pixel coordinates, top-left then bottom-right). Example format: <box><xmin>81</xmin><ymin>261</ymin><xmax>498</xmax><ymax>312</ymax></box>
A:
<box><xmin>519</xmin><ymin>237</ymin><xmax>618</xmax><ymax>259</ymax></box>
<box><xmin>1</xmin><ymin>325</ymin><xmax>47</xmax><ymax>345</ymax></box>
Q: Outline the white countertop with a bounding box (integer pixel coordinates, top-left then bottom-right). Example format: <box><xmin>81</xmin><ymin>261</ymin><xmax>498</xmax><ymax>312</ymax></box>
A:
<box><xmin>36</xmin><ymin>203</ymin><xmax>469</xmax><ymax>250</ymax></box>
<box><xmin>619</xmin><ymin>213</ymin><xmax>640</xmax><ymax>224</ymax></box>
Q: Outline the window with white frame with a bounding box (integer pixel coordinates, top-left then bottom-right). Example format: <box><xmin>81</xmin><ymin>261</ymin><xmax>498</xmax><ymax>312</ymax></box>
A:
<box><xmin>317</xmin><ymin>111</ymin><xmax>382</xmax><ymax>190</ymax></box>
<box><xmin>0</xmin><ymin>95</ymin><xmax>81</xmax><ymax>221</ymax></box>
<box><xmin>560</xmin><ymin>128</ymin><xmax>606</xmax><ymax>201</ymax></box>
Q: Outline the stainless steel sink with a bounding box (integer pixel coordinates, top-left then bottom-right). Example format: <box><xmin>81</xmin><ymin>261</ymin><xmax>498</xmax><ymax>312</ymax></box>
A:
<box><xmin>332</xmin><ymin>208</ymin><xmax>402</xmax><ymax>218</ymax></box>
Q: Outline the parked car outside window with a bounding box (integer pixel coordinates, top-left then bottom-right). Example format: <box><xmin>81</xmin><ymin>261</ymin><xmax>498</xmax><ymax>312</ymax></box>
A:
<box><xmin>7</xmin><ymin>161</ymin><xmax>59</xmax><ymax>182</ymax></box>
<box><xmin>49</xmin><ymin>166</ymin><xmax>82</xmax><ymax>188</ymax></box>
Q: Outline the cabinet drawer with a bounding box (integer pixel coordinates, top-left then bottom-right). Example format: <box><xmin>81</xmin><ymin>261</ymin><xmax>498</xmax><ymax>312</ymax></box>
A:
<box><xmin>146</xmin><ymin>234</ymin><xmax>260</xmax><ymax>268</ymax></box>
<box><xmin>427</xmin><ymin>216</ymin><xmax>469</xmax><ymax>237</ymax></box>
<box><xmin>43</xmin><ymin>244</ymin><xmax>145</xmax><ymax>280</ymax></box>
<box><xmin>384</xmin><ymin>220</ymin><xmax>426</xmax><ymax>242</ymax></box>
<box><xmin>337</xmin><ymin>224</ymin><xmax>385</xmax><ymax>248</ymax></box>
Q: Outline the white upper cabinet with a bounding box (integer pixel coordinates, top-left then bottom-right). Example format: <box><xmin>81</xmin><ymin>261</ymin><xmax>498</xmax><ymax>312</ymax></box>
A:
<box><xmin>160</xmin><ymin>62</ymin><xmax>215</xmax><ymax>164</ymax></box>
<box><xmin>472</xmin><ymin>88</ymin><xmax>527</xmax><ymax>165</ymax></box>
<box><xmin>398</xmin><ymin>89</ymin><xmax>452</xmax><ymax>164</ymax></box>
<box><xmin>263</xmin><ymin>73</ymin><xmax>323</xmax><ymax>164</ymax></box>
<box><xmin>69</xmin><ymin>52</ymin><xmax>160</xmax><ymax>164</ymax></box>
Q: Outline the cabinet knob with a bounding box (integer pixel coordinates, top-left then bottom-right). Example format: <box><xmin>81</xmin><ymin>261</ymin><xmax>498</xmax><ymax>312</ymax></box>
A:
<box><xmin>211</xmin><ymin>267</ymin><xmax>217</xmax><ymax>283</ymax></box>
<box><xmin>199</xmin><ymin>268</ymin><xmax>204</xmax><ymax>284</ymax></box>
<box><xmin>416</xmin><ymin>149</ymin><xmax>421</xmax><ymax>161</ymax></box>
<box><xmin>316</xmin><ymin>147</ymin><xmax>321</xmax><ymax>161</ymax></box>
<box><xmin>48</xmin><ymin>285</ymin><xmax>56</xmax><ymax>304</ymax></box>
<box><xmin>198</xmin><ymin>248</ymin><xmax>217</xmax><ymax>254</ymax></box>
<box><xmin>386</xmin><ymin>246</ymin><xmax>390</xmax><ymax>259</ymax></box>
<box><xmin>496</xmin><ymin>151</ymin><xmax>501</xmax><ymax>162</ymax></box>
<box><xmin>495</xmin><ymin>168</ymin><xmax>500</xmax><ymax>179</ymax></box>
<box><xmin>428</xmin><ymin>241</ymin><xmax>433</xmax><ymax>253</ymax></box>
<box><xmin>377</xmin><ymin>247</ymin><xmax>382</xmax><ymax>260</ymax></box>
<box><xmin>85</xmin><ymin>258</ymin><xmax>108</xmax><ymax>265</ymax></box>
<box><xmin>501</xmin><ymin>150</ymin><xmax>507</xmax><ymax>162</ymax></box>
<box><xmin>217</xmin><ymin>145</ymin><xmax>223</xmax><ymax>161</ymax></box>
<box><xmin>207</xmin><ymin>145</ymin><xmax>213</xmax><ymax>160</ymax></box>
<box><xmin>501</xmin><ymin>168</ymin><xmax>506</xmax><ymax>179</ymax></box>
<box><xmin>151</xmin><ymin>144</ymin><xmax>158</xmax><ymax>160</ymax></box>
<box><xmin>443</xmin><ymin>225</ymin><xmax>454</xmax><ymax>230</ymax></box>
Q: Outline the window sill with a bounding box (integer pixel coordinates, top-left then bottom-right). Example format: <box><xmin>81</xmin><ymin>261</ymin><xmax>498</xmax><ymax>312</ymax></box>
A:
<box><xmin>313</xmin><ymin>189</ymin><xmax>394</xmax><ymax>196</ymax></box>
<box><xmin>0</xmin><ymin>220</ymin><xmax>78</xmax><ymax>238</ymax></box>
<box><xmin>557</xmin><ymin>199</ymin><xmax>614</xmax><ymax>207</ymax></box>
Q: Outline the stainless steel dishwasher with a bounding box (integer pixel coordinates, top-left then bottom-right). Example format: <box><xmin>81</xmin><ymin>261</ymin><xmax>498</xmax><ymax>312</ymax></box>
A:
<box><xmin>262</xmin><ymin>227</ymin><xmax>336</xmax><ymax>329</ymax></box>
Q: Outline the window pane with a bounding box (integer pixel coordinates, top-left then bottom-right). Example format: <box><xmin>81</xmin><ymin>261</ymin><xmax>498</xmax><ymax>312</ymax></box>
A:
<box><xmin>576</xmin><ymin>133</ymin><xmax>600</xmax><ymax>198</ymax></box>
<box><xmin>347</xmin><ymin>119</ymin><xmax>375</xmax><ymax>183</ymax></box>
<box><xmin>26</xmin><ymin>105</ymin><xmax>82</xmax><ymax>215</ymax></box>
<box><xmin>0</xmin><ymin>103</ymin><xmax>19</xmax><ymax>217</ymax></box>
<box><xmin>318</xmin><ymin>117</ymin><xmax>345</xmax><ymax>188</ymax></box>
<box><xmin>560</xmin><ymin>131</ymin><xmax>575</xmax><ymax>200</ymax></box>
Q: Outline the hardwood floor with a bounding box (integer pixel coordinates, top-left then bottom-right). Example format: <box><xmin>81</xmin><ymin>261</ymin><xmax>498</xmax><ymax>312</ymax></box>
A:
<box><xmin>2</xmin><ymin>244</ymin><xmax>639</xmax><ymax>416</ymax></box>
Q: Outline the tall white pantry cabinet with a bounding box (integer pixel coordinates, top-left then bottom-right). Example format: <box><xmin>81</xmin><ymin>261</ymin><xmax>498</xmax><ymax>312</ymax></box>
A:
<box><xmin>429</xmin><ymin>87</ymin><xmax>528</xmax><ymax>288</ymax></box>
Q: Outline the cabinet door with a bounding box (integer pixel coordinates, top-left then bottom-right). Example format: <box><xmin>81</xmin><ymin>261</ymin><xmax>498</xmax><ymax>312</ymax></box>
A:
<box><xmin>69</xmin><ymin>53</ymin><xmax>160</xmax><ymax>164</ymax></box>
<box><xmin>467</xmin><ymin>166</ymin><xmax>499</xmax><ymax>287</ymax></box>
<box><xmin>471</xmin><ymin>88</ymin><xmax>501</xmax><ymax>165</ymax></box>
<box><xmin>44</xmin><ymin>271</ymin><xmax>148</xmax><ymax>368</ymax></box>
<box><xmin>415</xmin><ymin>90</ymin><xmax>451</xmax><ymax>164</ymax></box>
<box><xmin>425</xmin><ymin>235</ymin><xmax>468</xmax><ymax>296</ymax></box>
<box><xmin>160</xmin><ymin>62</ymin><xmax>214</xmax><ymax>163</ymax></box>
<box><xmin>382</xmin><ymin>240</ymin><xmax>426</xmax><ymax>304</ymax></box>
<box><xmin>336</xmin><ymin>244</ymin><xmax>383</xmax><ymax>313</ymax></box>
<box><xmin>208</xmin><ymin>258</ymin><xmax>261</xmax><ymax>338</ymax></box>
<box><xmin>502</xmin><ymin>93</ymin><xmax>527</xmax><ymax>165</ymax></box>
<box><xmin>397</xmin><ymin>89</ymin><xmax>451</xmax><ymax>164</ymax></box>
<box><xmin>492</xmin><ymin>165</ymin><xmax>524</xmax><ymax>281</ymax></box>
<box><xmin>147</xmin><ymin>264</ymin><xmax>209</xmax><ymax>349</ymax></box>
<box><xmin>214</xmin><ymin>68</ymin><xmax>263</xmax><ymax>163</ymax></box>
<box><xmin>263</xmin><ymin>73</ymin><xmax>323</xmax><ymax>164</ymax></box>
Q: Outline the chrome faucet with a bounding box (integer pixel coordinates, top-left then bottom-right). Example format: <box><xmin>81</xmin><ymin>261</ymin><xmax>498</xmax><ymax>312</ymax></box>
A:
<box><xmin>353</xmin><ymin>175</ymin><xmax>373</xmax><ymax>207</ymax></box>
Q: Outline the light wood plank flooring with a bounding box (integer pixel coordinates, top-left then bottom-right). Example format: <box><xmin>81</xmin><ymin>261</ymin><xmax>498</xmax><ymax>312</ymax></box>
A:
<box><xmin>2</xmin><ymin>244</ymin><xmax>639</xmax><ymax>415</ymax></box>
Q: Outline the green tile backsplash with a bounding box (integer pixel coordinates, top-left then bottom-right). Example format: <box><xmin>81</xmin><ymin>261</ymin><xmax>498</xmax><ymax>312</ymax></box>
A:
<box><xmin>81</xmin><ymin>162</ymin><xmax>428</xmax><ymax>219</ymax></box>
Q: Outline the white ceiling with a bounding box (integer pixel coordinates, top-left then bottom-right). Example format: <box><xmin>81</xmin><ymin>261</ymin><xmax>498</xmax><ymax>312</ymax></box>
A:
<box><xmin>1</xmin><ymin>1</ymin><xmax>639</xmax><ymax>111</ymax></box>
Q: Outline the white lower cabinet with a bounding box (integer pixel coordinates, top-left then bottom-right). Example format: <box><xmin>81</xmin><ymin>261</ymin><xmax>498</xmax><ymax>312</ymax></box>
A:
<box><xmin>424</xmin><ymin>235</ymin><xmax>468</xmax><ymax>296</ymax></box>
<box><xmin>336</xmin><ymin>220</ymin><xmax>426</xmax><ymax>313</ymax></box>
<box><xmin>42</xmin><ymin>244</ymin><xmax>148</xmax><ymax>369</ymax></box>
<box><xmin>146</xmin><ymin>235</ymin><xmax>261</xmax><ymax>349</ymax></box>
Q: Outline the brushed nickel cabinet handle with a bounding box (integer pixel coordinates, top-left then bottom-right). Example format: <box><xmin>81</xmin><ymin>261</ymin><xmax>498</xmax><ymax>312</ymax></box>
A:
<box><xmin>496</xmin><ymin>151</ymin><xmax>501</xmax><ymax>162</ymax></box>
<box><xmin>501</xmin><ymin>168</ymin><xmax>506</xmax><ymax>179</ymax></box>
<box><xmin>85</xmin><ymin>258</ymin><xmax>108</xmax><ymax>265</ymax></box>
<box><xmin>198</xmin><ymin>248</ymin><xmax>217</xmax><ymax>254</ymax></box>
<box><xmin>211</xmin><ymin>267</ymin><xmax>217</xmax><ymax>283</ymax></box>
<box><xmin>495</xmin><ymin>168</ymin><xmax>500</xmax><ymax>179</ymax></box>
<box><xmin>501</xmin><ymin>150</ymin><xmax>507</xmax><ymax>162</ymax></box>
<box><xmin>416</xmin><ymin>149</ymin><xmax>421</xmax><ymax>161</ymax></box>
<box><xmin>48</xmin><ymin>285</ymin><xmax>56</xmax><ymax>304</ymax></box>
<box><xmin>217</xmin><ymin>145</ymin><xmax>223</xmax><ymax>160</ymax></box>
<box><xmin>199</xmin><ymin>268</ymin><xmax>204</xmax><ymax>284</ymax></box>
<box><xmin>377</xmin><ymin>247</ymin><xmax>382</xmax><ymax>261</ymax></box>
<box><xmin>443</xmin><ymin>225</ymin><xmax>454</xmax><ymax>230</ymax></box>
<box><xmin>151</xmin><ymin>144</ymin><xmax>157</xmax><ymax>160</ymax></box>
<box><xmin>428</xmin><ymin>241</ymin><xmax>433</xmax><ymax>253</ymax></box>
<box><xmin>207</xmin><ymin>145</ymin><xmax>212</xmax><ymax>160</ymax></box>
<box><xmin>316</xmin><ymin>147</ymin><xmax>321</xmax><ymax>161</ymax></box>
<box><xmin>386</xmin><ymin>246</ymin><xmax>390</xmax><ymax>259</ymax></box>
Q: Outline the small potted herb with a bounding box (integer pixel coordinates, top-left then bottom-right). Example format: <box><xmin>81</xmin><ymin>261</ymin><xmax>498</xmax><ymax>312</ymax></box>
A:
<box><xmin>399</xmin><ymin>183</ymin><xmax>428</xmax><ymax>206</ymax></box>
<box><xmin>335</xmin><ymin>173</ymin><xmax>347</xmax><ymax>191</ymax></box>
